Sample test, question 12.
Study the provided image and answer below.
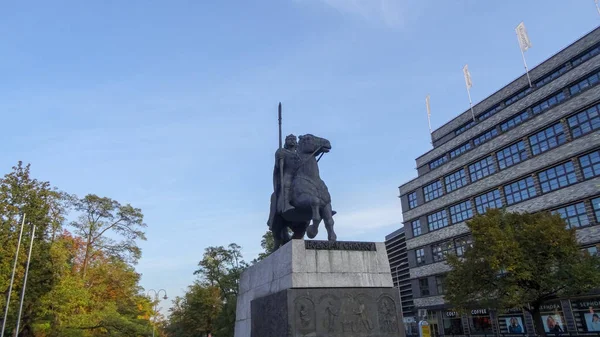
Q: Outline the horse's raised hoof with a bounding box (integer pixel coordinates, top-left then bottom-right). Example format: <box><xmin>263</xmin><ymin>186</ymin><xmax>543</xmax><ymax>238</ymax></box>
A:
<box><xmin>306</xmin><ymin>225</ymin><xmax>318</xmax><ymax>239</ymax></box>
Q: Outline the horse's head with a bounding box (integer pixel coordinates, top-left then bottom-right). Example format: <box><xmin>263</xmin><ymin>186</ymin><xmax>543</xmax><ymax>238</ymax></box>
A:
<box><xmin>298</xmin><ymin>134</ymin><xmax>332</xmax><ymax>155</ymax></box>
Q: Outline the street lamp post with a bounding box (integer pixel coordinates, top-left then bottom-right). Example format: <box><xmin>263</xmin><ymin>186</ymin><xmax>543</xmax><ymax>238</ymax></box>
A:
<box><xmin>394</xmin><ymin>262</ymin><xmax>409</xmax><ymax>336</ymax></box>
<box><xmin>147</xmin><ymin>289</ymin><xmax>168</xmax><ymax>337</ymax></box>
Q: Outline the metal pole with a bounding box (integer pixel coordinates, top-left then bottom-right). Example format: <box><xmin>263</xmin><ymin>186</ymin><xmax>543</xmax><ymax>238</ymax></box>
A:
<box><xmin>519</xmin><ymin>47</ymin><xmax>533</xmax><ymax>88</ymax></box>
<box><xmin>147</xmin><ymin>289</ymin><xmax>167</xmax><ymax>337</ymax></box>
<box><xmin>466</xmin><ymin>88</ymin><xmax>476</xmax><ymax>122</ymax></box>
<box><xmin>1</xmin><ymin>214</ymin><xmax>26</xmax><ymax>337</ymax></box>
<box><xmin>14</xmin><ymin>223</ymin><xmax>35</xmax><ymax>336</ymax></box>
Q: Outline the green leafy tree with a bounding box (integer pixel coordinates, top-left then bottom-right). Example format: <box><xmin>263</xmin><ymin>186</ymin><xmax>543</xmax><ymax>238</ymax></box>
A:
<box><xmin>166</xmin><ymin>283</ymin><xmax>222</xmax><ymax>337</ymax></box>
<box><xmin>68</xmin><ymin>194</ymin><xmax>147</xmax><ymax>277</ymax></box>
<box><xmin>0</xmin><ymin>162</ymin><xmax>66</xmax><ymax>337</ymax></box>
<box><xmin>444</xmin><ymin>209</ymin><xmax>600</xmax><ymax>337</ymax></box>
<box><xmin>167</xmin><ymin>243</ymin><xmax>248</xmax><ymax>337</ymax></box>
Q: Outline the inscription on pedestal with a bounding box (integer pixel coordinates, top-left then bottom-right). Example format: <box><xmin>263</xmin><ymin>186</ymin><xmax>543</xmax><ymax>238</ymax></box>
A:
<box><xmin>304</xmin><ymin>240</ymin><xmax>377</xmax><ymax>251</ymax></box>
<box><xmin>251</xmin><ymin>288</ymin><xmax>403</xmax><ymax>337</ymax></box>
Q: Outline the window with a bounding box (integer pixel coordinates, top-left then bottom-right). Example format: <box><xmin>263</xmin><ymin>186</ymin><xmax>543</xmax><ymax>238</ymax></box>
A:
<box><xmin>436</xmin><ymin>275</ymin><xmax>446</xmax><ymax>295</ymax></box>
<box><xmin>531</xmin><ymin>91</ymin><xmax>566</xmax><ymax>115</ymax></box>
<box><xmin>456</xmin><ymin>120</ymin><xmax>476</xmax><ymax>136</ymax></box>
<box><xmin>432</xmin><ymin>241</ymin><xmax>454</xmax><ymax>262</ymax></box>
<box><xmin>449</xmin><ymin>200</ymin><xmax>473</xmax><ymax>224</ymax></box>
<box><xmin>474</xmin><ymin>189</ymin><xmax>503</xmax><ymax>214</ymax></box>
<box><xmin>478</xmin><ymin>104</ymin><xmax>502</xmax><ymax>121</ymax></box>
<box><xmin>500</xmin><ymin>110</ymin><xmax>530</xmax><ymax>132</ymax></box>
<box><xmin>450</xmin><ymin>142</ymin><xmax>472</xmax><ymax>159</ymax></box>
<box><xmin>455</xmin><ymin>236</ymin><xmax>473</xmax><ymax>257</ymax></box>
<box><xmin>429</xmin><ymin>155</ymin><xmax>448</xmax><ymax>170</ymax></box>
<box><xmin>538</xmin><ymin>161</ymin><xmax>577</xmax><ymax>193</ymax></box>
<box><xmin>415</xmin><ymin>248</ymin><xmax>426</xmax><ymax>266</ymax></box>
<box><xmin>419</xmin><ymin>278</ymin><xmax>430</xmax><ymax>296</ymax></box>
<box><xmin>469</xmin><ymin>156</ymin><xmax>496</xmax><ymax>182</ymax></box>
<box><xmin>570</xmin><ymin>71</ymin><xmax>600</xmax><ymax>96</ymax></box>
<box><xmin>572</xmin><ymin>44</ymin><xmax>600</xmax><ymax>67</ymax></box>
<box><xmin>497</xmin><ymin>141</ymin><xmax>528</xmax><ymax>170</ymax></box>
<box><xmin>423</xmin><ymin>180</ymin><xmax>443</xmax><ymax>202</ymax></box>
<box><xmin>428</xmin><ymin>210</ymin><xmax>448</xmax><ymax>231</ymax></box>
<box><xmin>529</xmin><ymin>123</ymin><xmax>566</xmax><ymax>155</ymax></box>
<box><xmin>591</xmin><ymin>197</ymin><xmax>600</xmax><ymax>221</ymax></box>
<box><xmin>412</xmin><ymin>220</ymin><xmax>422</xmax><ymax>237</ymax></box>
<box><xmin>473</xmin><ymin>128</ymin><xmax>498</xmax><ymax>146</ymax></box>
<box><xmin>445</xmin><ymin>169</ymin><xmax>467</xmax><ymax>193</ymax></box>
<box><xmin>504</xmin><ymin>177</ymin><xmax>536</xmax><ymax>205</ymax></box>
<box><xmin>553</xmin><ymin>202</ymin><xmax>589</xmax><ymax>229</ymax></box>
<box><xmin>535</xmin><ymin>65</ymin><xmax>569</xmax><ymax>88</ymax></box>
<box><xmin>579</xmin><ymin>150</ymin><xmax>600</xmax><ymax>179</ymax></box>
<box><xmin>408</xmin><ymin>192</ymin><xmax>418</xmax><ymax>209</ymax></box>
<box><xmin>567</xmin><ymin>103</ymin><xmax>600</xmax><ymax>138</ymax></box>
<box><xmin>505</xmin><ymin>87</ymin><xmax>533</xmax><ymax>106</ymax></box>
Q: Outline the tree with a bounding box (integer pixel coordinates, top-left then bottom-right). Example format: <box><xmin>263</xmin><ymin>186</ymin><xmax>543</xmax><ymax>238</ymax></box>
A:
<box><xmin>68</xmin><ymin>194</ymin><xmax>147</xmax><ymax>277</ymax></box>
<box><xmin>166</xmin><ymin>283</ymin><xmax>222</xmax><ymax>337</ymax></box>
<box><xmin>444</xmin><ymin>208</ymin><xmax>600</xmax><ymax>337</ymax></box>
<box><xmin>0</xmin><ymin>162</ymin><xmax>66</xmax><ymax>337</ymax></box>
<box><xmin>167</xmin><ymin>243</ymin><xmax>249</xmax><ymax>337</ymax></box>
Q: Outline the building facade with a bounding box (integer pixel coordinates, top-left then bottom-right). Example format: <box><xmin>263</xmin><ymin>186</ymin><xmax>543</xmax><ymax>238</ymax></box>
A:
<box><xmin>385</xmin><ymin>227</ymin><xmax>415</xmax><ymax>334</ymax></box>
<box><xmin>396</xmin><ymin>26</ymin><xmax>600</xmax><ymax>336</ymax></box>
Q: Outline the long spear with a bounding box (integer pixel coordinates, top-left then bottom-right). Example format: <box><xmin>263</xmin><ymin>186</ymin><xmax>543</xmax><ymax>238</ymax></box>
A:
<box><xmin>278</xmin><ymin>103</ymin><xmax>284</xmax><ymax>213</ymax></box>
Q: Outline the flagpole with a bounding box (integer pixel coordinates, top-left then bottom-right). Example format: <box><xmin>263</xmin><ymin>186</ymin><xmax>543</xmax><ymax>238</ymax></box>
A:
<box><xmin>519</xmin><ymin>45</ymin><xmax>533</xmax><ymax>88</ymax></box>
<box><xmin>425</xmin><ymin>95</ymin><xmax>432</xmax><ymax>135</ymax></box>
<box><xmin>14</xmin><ymin>223</ymin><xmax>35</xmax><ymax>337</ymax></box>
<box><xmin>466</xmin><ymin>87</ymin><xmax>476</xmax><ymax>122</ymax></box>
<box><xmin>595</xmin><ymin>0</ymin><xmax>600</xmax><ymax>16</ymax></box>
<box><xmin>1</xmin><ymin>214</ymin><xmax>26</xmax><ymax>337</ymax></box>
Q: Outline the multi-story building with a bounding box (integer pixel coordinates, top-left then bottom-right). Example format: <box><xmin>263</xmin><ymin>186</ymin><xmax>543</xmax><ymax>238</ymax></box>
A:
<box><xmin>384</xmin><ymin>227</ymin><xmax>415</xmax><ymax>334</ymax></box>
<box><xmin>396</xmin><ymin>26</ymin><xmax>600</xmax><ymax>337</ymax></box>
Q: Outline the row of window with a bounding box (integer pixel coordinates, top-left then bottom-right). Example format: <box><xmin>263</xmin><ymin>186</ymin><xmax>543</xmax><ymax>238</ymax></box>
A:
<box><xmin>424</xmin><ymin>42</ymin><xmax>600</xmax><ymax>173</ymax></box>
<box><xmin>411</xmin><ymin>148</ymin><xmax>600</xmax><ymax>238</ymax></box>
<box><xmin>414</xmin><ymin>98</ymin><xmax>600</xmax><ymax>208</ymax></box>
<box><xmin>412</xmin><ymin>195</ymin><xmax>600</xmax><ymax>270</ymax></box>
<box><xmin>446</xmin><ymin>42</ymin><xmax>599</xmax><ymax>148</ymax></box>
<box><xmin>415</xmin><ymin>235</ymin><xmax>473</xmax><ymax>266</ymax></box>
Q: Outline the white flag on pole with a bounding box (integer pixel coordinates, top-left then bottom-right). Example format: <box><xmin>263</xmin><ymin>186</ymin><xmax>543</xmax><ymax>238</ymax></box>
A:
<box><xmin>463</xmin><ymin>64</ymin><xmax>473</xmax><ymax>90</ymax></box>
<box><xmin>515</xmin><ymin>22</ymin><xmax>532</xmax><ymax>52</ymax></box>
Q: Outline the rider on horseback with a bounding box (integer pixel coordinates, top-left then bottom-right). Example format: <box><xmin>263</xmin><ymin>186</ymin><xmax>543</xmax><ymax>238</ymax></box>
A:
<box><xmin>267</xmin><ymin>134</ymin><xmax>299</xmax><ymax>230</ymax></box>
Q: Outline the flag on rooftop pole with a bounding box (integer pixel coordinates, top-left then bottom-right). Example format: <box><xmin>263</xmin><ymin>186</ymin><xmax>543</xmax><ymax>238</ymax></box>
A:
<box><xmin>515</xmin><ymin>21</ymin><xmax>533</xmax><ymax>88</ymax></box>
<box><xmin>425</xmin><ymin>95</ymin><xmax>433</xmax><ymax>136</ymax></box>
<box><xmin>462</xmin><ymin>64</ymin><xmax>476</xmax><ymax>122</ymax></box>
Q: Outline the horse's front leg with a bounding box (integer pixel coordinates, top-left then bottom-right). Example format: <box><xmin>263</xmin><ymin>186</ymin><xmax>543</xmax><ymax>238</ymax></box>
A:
<box><xmin>306</xmin><ymin>203</ymin><xmax>322</xmax><ymax>239</ymax></box>
<box><xmin>322</xmin><ymin>203</ymin><xmax>337</xmax><ymax>241</ymax></box>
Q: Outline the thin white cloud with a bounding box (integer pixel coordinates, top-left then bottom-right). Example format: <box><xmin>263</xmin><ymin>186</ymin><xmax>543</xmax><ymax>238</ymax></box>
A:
<box><xmin>296</xmin><ymin>0</ymin><xmax>405</xmax><ymax>28</ymax></box>
<box><xmin>333</xmin><ymin>203</ymin><xmax>402</xmax><ymax>235</ymax></box>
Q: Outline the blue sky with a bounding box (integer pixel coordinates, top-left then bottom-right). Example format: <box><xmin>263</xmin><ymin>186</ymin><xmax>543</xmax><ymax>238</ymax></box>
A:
<box><xmin>0</xmin><ymin>0</ymin><xmax>598</xmax><ymax>314</ymax></box>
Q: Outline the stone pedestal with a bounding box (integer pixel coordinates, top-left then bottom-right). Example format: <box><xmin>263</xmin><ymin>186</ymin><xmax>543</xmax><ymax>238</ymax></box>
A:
<box><xmin>234</xmin><ymin>239</ymin><xmax>404</xmax><ymax>337</ymax></box>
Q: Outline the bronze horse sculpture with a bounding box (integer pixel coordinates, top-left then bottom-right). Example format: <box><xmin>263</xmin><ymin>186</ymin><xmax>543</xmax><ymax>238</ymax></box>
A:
<box><xmin>269</xmin><ymin>134</ymin><xmax>337</xmax><ymax>250</ymax></box>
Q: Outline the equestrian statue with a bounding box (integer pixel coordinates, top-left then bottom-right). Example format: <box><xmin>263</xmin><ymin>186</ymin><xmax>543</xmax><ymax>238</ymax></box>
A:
<box><xmin>267</xmin><ymin>103</ymin><xmax>337</xmax><ymax>251</ymax></box>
